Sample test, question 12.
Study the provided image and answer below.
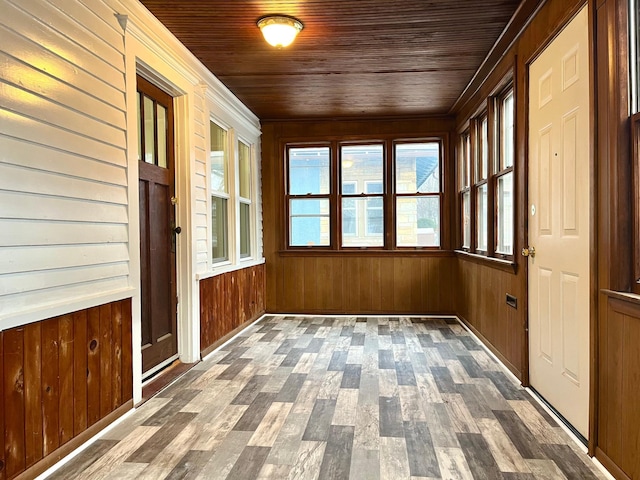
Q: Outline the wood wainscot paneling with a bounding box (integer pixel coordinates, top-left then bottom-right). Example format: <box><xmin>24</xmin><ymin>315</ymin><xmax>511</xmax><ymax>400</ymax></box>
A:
<box><xmin>272</xmin><ymin>253</ymin><xmax>456</xmax><ymax>314</ymax></box>
<box><xmin>0</xmin><ymin>298</ymin><xmax>133</xmax><ymax>480</ymax></box>
<box><xmin>455</xmin><ymin>255</ymin><xmax>524</xmax><ymax>379</ymax></box>
<box><xmin>199</xmin><ymin>264</ymin><xmax>266</xmax><ymax>356</ymax></box>
<box><xmin>596</xmin><ymin>293</ymin><xmax>640</xmax><ymax>480</ymax></box>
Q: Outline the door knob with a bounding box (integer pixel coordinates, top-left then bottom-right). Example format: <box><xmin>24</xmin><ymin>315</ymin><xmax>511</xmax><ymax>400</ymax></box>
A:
<box><xmin>173</xmin><ymin>226</ymin><xmax>182</xmax><ymax>235</ymax></box>
<box><xmin>522</xmin><ymin>246</ymin><xmax>535</xmax><ymax>258</ymax></box>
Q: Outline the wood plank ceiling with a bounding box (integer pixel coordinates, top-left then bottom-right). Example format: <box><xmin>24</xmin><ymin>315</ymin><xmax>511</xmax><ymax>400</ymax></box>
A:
<box><xmin>139</xmin><ymin>0</ymin><xmax>524</xmax><ymax>120</ymax></box>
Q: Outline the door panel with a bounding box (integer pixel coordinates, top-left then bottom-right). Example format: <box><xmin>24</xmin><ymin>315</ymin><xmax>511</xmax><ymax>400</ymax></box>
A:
<box><xmin>527</xmin><ymin>6</ymin><xmax>589</xmax><ymax>438</ymax></box>
<box><xmin>137</xmin><ymin>76</ymin><xmax>177</xmax><ymax>375</ymax></box>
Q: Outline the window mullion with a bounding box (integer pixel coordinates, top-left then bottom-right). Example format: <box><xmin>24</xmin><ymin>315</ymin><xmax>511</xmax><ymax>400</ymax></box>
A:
<box><xmin>386</xmin><ymin>140</ymin><xmax>394</xmax><ymax>249</ymax></box>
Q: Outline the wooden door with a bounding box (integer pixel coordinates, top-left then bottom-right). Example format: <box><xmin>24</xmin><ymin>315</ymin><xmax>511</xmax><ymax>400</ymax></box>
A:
<box><xmin>527</xmin><ymin>6</ymin><xmax>590</xmax><ymax>438</ymax></box>
<box><xmin>137</xmin><ymin>76</ymin><xmax>178</xmax><ymax>375</ymax></box>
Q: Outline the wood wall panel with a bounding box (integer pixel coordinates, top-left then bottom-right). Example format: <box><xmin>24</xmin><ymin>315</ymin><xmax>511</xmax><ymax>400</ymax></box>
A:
<box><xmin>199</xmin><ymin>264</ymin><xmax>266</xmax><ymax>355</ymax></box>
<box><xmin>272</xmin><ymin>255</ymin><xmax>457</xmax><ymax>314</ymax></box>
<box><xmin>456</xmin><ymin>259</ymin><xmax>524</xmax><ymax>377</ymax></box>
<box><xmin>597</xmin><ymin>296</ymin><xmax>640</xmax><ymax>480</ymax></box>
<box><xmin>261</xmin><ymin>117</ymin><xmax>458</xmax><ymax>316</ymax></box>
<box><xmin>0</xmin><ymin>298</ymin><xmax>132</xmax><ymax>480</ymax></box>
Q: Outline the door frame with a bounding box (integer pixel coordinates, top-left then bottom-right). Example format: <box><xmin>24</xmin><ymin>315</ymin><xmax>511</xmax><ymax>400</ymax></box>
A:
<box><xmin>123</xmin><ymin>25</ymin><xmax>199</xmax><ymax>405</ymax></box>
<box><xmin>522</xmin><ymin>1</ymin><xmax>598</xmax><ymax>453</ymax></box>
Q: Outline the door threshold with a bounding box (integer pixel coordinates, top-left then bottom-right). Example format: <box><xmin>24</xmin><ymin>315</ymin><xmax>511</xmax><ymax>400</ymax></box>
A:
<box><xmin>528</xmin><ymin>386</ymin><xmax>588</xmax><ymax>447</ymax></box>
<box><xmin>140</xmin><ymin>359</ymin><xmax>198</xmax><ymax>405</ymax></box>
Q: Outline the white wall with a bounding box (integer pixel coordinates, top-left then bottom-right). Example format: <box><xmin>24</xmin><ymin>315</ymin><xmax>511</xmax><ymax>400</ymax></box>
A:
<box><xmin>0</xmin><ymin>0</ymin><xmax>262</xmax><ymax>382</ymax></box>
<box><xmin>0</xmin><ymin>0</ymin><xmax>130</xmax><ymax>328</ymax></box>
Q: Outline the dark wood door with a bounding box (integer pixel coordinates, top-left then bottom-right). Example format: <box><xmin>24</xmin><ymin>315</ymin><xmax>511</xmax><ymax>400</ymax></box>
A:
<box><xmin>137</xmin><ymin>76</ymin><xmax>178</xmax><ymax>374</ymax></box>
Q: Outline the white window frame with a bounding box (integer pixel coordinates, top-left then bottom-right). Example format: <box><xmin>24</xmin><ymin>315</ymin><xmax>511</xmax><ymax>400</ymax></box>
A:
<box><xmin>210</xmin><ymin>119</ymin><xmax>232</xmax><ymax>266</ymax></box>
<box><xmin>237</xmin><ymin>137</ymin><xmax>255</xmax><ymax>261</ymax></box>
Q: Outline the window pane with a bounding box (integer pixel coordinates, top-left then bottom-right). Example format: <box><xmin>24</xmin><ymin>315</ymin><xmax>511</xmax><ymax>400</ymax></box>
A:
<box><xmin>210</xmin><ymin>122</ymin><xmax>228</xmax><ymax>193</ymax></box>
<box><xmin>496</xmin><ymin>172</ymin><xmax>514</xmax><ymax>254</ymax></box>
<box><xmin>240</xmin><ymin>202</ymin><xmax>251</xmax><ymax>258</ymax></box>
<box><xmin>290</xmin><ymin>198</ymin><xmax>330</xmax><ymax>246</ymax></box>
<box><xmin>342</xmin><ymin>198</ymin><xmax>357</xmax><ymax>237</ymax></box>
<box><xmin>462</xmin><ymin>191</ymin><xmax>471</xmax><ymax>248</ymax></box>
<box><xmin>366</xmin><ymin>196</ymin><xmax>384</xmax><ymax>235</ymax></box>
<box><xmin>396</xmin><ymin>196</ymin><xmax>440</xmax><ymax>247</ymax></box>
<box><xmin>157</xmin><ymin>104</ymin><xmax>167</xmax><ymax>168</ymax></box>
<box><xmin>341</xmin><ymin>198</ymin><xmax>383</xmax><ymax>247</ymax></box>
<box><xmin>211</xmin><ymin>196</ymin><xmax>228</xmax><ymax>262</ymax></box>
<box><xmin>143</xmin><ymin>95</ymin><xmax>155</xmax><ymax>164</ymax></box>
<box><xmin>395</xmin><ymin>142</ymin><xmax>440</xmax><ymax>193</ymax></box>
<box><xmin>341</xmin><ymin>144</ymin><xmax>383</xmax><ymax>193</ymax></box>
<box><xmin>476</xmin><ymin>184</ymin><xmax>488</xmax><ymax>251</ymax></box>
<box><xmin>289</xmin><ymin>147</ymin><xmax>330</xmax><ymax>195</ymax></box>
<box><xmin>480</xmin><ymin>117</ymin><xmax>488</xmax><ymax>180</ymax></box>
<box><xmin>502</xmin><ymin>91</ymin><xmax>514</xmax><ymax>169</ymax></box>
<box><xmin>460</xmin><ymin>133</ymin><xmax>471</xmax><ymax>189</ymax></box>
<box><xmin>239</xmin><ymin>140</ymin><xmax>251</xmax><ymax>199</ymax></box>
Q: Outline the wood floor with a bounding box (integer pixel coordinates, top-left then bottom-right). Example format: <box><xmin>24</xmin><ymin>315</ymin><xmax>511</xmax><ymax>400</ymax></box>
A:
<box><xmin>48</xmin><ymin>316</ymin><xmax>607</xmax><ymax>480</ymax></box>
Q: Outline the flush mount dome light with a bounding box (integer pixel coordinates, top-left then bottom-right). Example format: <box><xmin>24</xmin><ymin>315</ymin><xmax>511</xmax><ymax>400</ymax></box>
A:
<box><xmin>257</xmin><ymin>15</ymin><xmax>303</xmax><ymax>48</ymax></box>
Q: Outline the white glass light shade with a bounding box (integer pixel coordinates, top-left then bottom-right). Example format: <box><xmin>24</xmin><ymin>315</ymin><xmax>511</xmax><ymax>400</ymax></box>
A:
<box><xmin>257</xmin><ymin>16</ymin><xmax>303</xmax><ymax>48</ymax></box>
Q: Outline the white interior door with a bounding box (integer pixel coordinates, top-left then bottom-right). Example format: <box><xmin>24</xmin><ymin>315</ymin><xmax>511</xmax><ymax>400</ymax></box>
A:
<box><xmin>527</xmin><ymin>6</ymin><xmax>590</xmax><ymax>438</ymax></box>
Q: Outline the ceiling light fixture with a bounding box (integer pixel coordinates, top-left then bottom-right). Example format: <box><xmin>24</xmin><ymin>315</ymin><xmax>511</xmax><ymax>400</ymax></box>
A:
<box><xmin>257</xmin><ymin>15</ymin><xmax>303</xmax><ymax>48</ymax></box>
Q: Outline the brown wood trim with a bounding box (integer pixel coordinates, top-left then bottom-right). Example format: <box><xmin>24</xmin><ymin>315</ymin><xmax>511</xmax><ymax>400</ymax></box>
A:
<box><xmin>14</xmin><ymin>401</ymin><xmax>132</xmax><ymax>480</ymax></box>
<box><xmin>457</xmin><ymin>315</ymin><xmax>522</xmax><ymax>381</ymax></box>
<box><xmin>278</xmin><ymin>249</ymin><xmax>456</xmax><ymax>258</ymax></box>
<box><xmin>200</xmin><ymin>312</ymin><xmax>265</xmax><ymax>359</ymax></box>
<box><xmin>455</xmin><ymin>250</ymin><xmax>518</xmax><ymax>274</ymax></box>
<box><xmin>595</xmin><ymin>447</ymin><xmax>632</xmax><ymax>480</ymax></box>
<box><xmin>602</xmin><ymin>288</ymin><xmax>640</xmax><ymax>306</ymax></box>
<box><xmin>631</xmin><ymin>112</ymin><xmax>640</xmax><ymax>293</ymax></box>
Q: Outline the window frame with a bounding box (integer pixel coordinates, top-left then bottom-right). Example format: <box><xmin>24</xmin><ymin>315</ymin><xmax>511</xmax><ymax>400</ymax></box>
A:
<box><xmin>494</xmin><ymin>87</ymin><xmax>515</xmax><ymax>259</ymax></box>
<box><xmin>283</xmin><ymin>136</ymin><xmax>445</xmax><ymax>252</ymax></box>
<box><xmin>393</xmin><ymin>140</ymin><xmax>443</xmax><ymax>249</ymax></box>
<box><xmin>285</xmin><ymin>143</ymin><xmax>333</xmax><ymax>249</ymax></box>
<box><xmin>209</xmin><ymin>119</ymin><xmax>231</xmax><ymax>265</ymax></box>
<box><xmin>456</xmin><ymin>79</ymin><xmax>515</xmax><ymax>265</ymax></box>
<box><xmin>237</xmin><ymin>137</ymin><xmax>254</xmax><ymax>260</ymax></box>
<box><xmin>474</xmin><ymin>114</ymin><xmax>490</xmax><ymax>253</ymax></box>
<box><xmin>459</xmin><ymin>131</ymin><xmax>472</xmax><ymax>250</ymax></box>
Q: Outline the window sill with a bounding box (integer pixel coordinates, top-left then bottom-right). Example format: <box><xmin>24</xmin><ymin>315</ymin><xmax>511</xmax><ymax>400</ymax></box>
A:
<box><xmin>278</xmin><ymin>249</ymin><xmax>454</xmax><ymax>258</ymax></box>
<box><xmin>602</xmin><ymin>289</ymin><xmax>640</xmax><ymax>306</ymax></box>
<box><xmin>454</xmin><ymin>250</ymin><xmax>518</xmax><ymax>274</ymax></box>
<box><xmin>196</xmin><ymin>257</ymin><xmax>266</xmax><ymax>280</ymax></box>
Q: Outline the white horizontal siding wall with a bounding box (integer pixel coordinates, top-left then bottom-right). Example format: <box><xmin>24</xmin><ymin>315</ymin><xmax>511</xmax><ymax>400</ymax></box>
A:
<box><xmin>0</xmin><ymin>0</ymin><xmax>129</xmax><ymax>325</ymax></box>
<box><xmin>194</xmin><ymin>86</ymin><xmax>210</xmax><ymax>275</ymax></box>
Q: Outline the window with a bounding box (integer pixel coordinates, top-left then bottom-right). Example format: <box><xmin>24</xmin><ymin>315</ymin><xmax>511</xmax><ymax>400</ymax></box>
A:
<box><xmin>457</xmin><ymin>85</ymin><xmax>515</xmax><ymax>260</ymax></box>
<box><xmin>496</xmin><ymin>91</ymin><xmax>514</xmax><ymax>256</ymax></box>
<box><xmin>287</xmin><ymin>146</ymin><xmax>331</xmax><ymax>247</ymax></box>
<box><xmin>285</xmin><ymin>138</ymin><xmax>443</xmax><ymax>250</ymax></box>
<box><xmin>210</xmin><ymin>121</ymin><xmax>229</xmax><ymax>263</ymax></box>
<box><xmin>459</xmin><ymin>132</ymin><xmax>471</xmax><ymax>249</ymax></box>
<box><xmin>342</xmin><ymin>144</ymin><xmax>384</xmax><ymax>247</ymax></box>
<box><xmin>238</xmin><ymin>140</ymin><xmax>252</xmax><ymax>258</ymax></box>
<box><xmin>476</xmin><ymin>116</ymin><xmax>489</xmax><ymax>252</ymax></box>
<box><xmin>395</xmin><ymin>142</ymin><xmax>441</xmax><ymax>247</ymax></box>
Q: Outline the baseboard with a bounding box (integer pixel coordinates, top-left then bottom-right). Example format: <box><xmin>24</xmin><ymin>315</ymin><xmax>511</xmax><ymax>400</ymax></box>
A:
<box><xmin>456</xmin><ymin>314</ymin><xmax>523</xmax><ymax>381</ymax></box>
<box><xmin>595</xmin><ymin>448</ymin><xmax>631</xmax><ymax>480</ymax></box>
<box><xmin>200</xmin><ymin>310</ymin><xmax>266</xmax><ymax>358</ymax></box>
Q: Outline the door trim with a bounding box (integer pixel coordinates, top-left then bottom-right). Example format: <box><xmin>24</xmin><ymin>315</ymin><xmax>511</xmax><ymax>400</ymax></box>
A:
<box><xmin>124</xmin><ymin>29</ymin><xmax>199</xmax><ymax>405</ymax></box>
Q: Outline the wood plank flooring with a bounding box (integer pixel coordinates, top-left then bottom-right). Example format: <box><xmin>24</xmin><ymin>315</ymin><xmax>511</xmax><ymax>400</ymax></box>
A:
<box><xmin>48</xmin><ymin>316</ymin><xmax>607</xmax><ymax>480</ymax></box>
